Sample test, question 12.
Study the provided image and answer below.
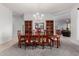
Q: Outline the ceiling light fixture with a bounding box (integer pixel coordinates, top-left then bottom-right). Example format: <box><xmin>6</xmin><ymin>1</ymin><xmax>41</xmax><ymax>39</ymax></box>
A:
<box><xmin>33</xmin><ymin>12</ymin><xmax>44</xmax><ymax>20</ymax></box>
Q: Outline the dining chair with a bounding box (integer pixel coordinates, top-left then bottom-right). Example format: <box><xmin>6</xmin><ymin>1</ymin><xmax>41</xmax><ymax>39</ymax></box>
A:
<box><xmin>50</xmin><ymin>34</ymin><xmax>60</xmax><ymax>48</ymax></box>
<box><xmin>56</xmin><ymin>30</ymin><xmax>61</xmax><ymax>47</ymax></box>
<box><xmin>34</xmin><ymin>29</ymin><xmax>41</xmax><ymax>45</ymax></box>
<box><xmin>17</xmin><ymin>30</ymin><xmax>26</xmax><ymax>48</ymax></box>
<box><xmin>25</xmin><ymin>32</ymin><xmax>40</xmax><ymax>49</ymax></box>
<box><xmin>25</xmin><ymin>32</ymin><xmax>33</xmax><ymax>46</ymax></box>
<box><xmin>41</xmin><ymin>30</ymin><xmax>51</xmax><ymax>49</ymax></box>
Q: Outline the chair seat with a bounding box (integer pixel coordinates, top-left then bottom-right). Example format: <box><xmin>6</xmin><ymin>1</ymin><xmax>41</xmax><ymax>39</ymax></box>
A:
<box><xmin>51</xmin><ymin>37</ymin><xmax>57</xmax><ymax>40</ymax></box>
<box><xmin>26</xmin><ymin>40</ymin><xmax>33</xmax><ymax>43</ymax></box>
<box><xmin>35</xmin><ymin>40</ymin><xmax>38</xmax><ymax>42</ymax></box>
<box><xmin>50</xmin><ymin>35</ymin><xmax>61</xmax><ymax>48</ymax></box>
<box><xmin>20</xmin><ymin>39</ymin><xmax>26</xmax><ymax>41</ymax></box>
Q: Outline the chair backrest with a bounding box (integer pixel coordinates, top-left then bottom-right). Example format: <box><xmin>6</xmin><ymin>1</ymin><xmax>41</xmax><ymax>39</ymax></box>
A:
<box><xmin>56</xmin><ymin>30</ymin><xmax>61</xmax><ymax>35</ymax></box>
<box><xmin>35</xmin><ymin>29</ymin><xmax>40</xmax><ymax>43</ymax></box>
<box><xmin>25</xmin><ymin>32</ymin><xmax>32</xmax><ymax>43</ymax></box>
<box><xmin>17</xmin><ymin>30</ymin><xmax>21</xmax><ymax>41</ymax></box>
<box><xmin>44</xmin><ymin>30</ymin><xmax>49</xmax><ymax>43</ymax></box>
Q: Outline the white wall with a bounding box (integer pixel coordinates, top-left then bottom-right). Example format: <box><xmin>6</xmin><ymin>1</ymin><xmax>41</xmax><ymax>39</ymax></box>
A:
<box><xmin>0</xmin><ymin>4</ymin><xmax>12</xmax><ymax>44</ymax></box>
<box><xmin>53</xmin><ymin>9</ymin><xmax>71</xmax><ymax>30</ymax></box>
<box><xmin>54</xmin><ymin>9</ymin><xmax>71</xmax><ymax>19</ymax></box>
<box><xmin>77</xmin><ymin>11</ymin><xmax>79</xmax><ymax>41</ymax></box>
<box><xmin>69</xmin><ymin>4</ymin><xmax>79</xmax><ymax>45</ymax></box>
<box><xmin>13</xmin><ymin>14</ymin><xmax>24</xmax><ymax>39</ymax></box>
<box><xmin>71</xmin><ymin>7</ymin><xmax>77</xmax><ymax>41</ymax></box>
<box><xmin>51</xmin><ymin>6</ymin><xmax>79</xmax><ymax>45</ymax></box>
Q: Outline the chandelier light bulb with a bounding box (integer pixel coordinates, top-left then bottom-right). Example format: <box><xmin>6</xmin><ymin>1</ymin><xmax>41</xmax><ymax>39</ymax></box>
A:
<box><xmin>41</xmin><ymin>14</ymin><xmax>44</xmax><ymax>17</ymax></box>
<box><xmin>33</xmin><ymin>12</ymin><xmax>44</xmax><ymax>20</ymax></box>
<box><xmin>36</xmin><ymin>12</ymin><xmax>39</xmax><ymax>15</ymax></box>
<box><xmin>33</xmin><ymin>14</ymin><xmax>36</xmax><ymax>17</ymax></box>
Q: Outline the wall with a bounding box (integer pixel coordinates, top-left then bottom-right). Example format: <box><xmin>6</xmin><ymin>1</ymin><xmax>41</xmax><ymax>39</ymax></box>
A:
<box><xmin>13</xmin><ymin>14</ymin><xmax>24</xmax><ymax>39</ymax></box>
<box><xmin>53</xmin><ymin>9</ymin><xmax>71</xmax><ymax>30</ymax></box>
<box><xmin>0</xmin><ymin>4</ymin><xmax>12</xmax><ymax>44</ymax></box>
<box><xmin>69</xmin><ymin>4</ymin><xmax>79</xmax><ymax>45</ymax></box>
<box><xmin>77</xmin><ymin>10</ymin><xmax>79</xmax><ymax>41</ymax></box>
<box><xmin>71</xmin><ymin>7</ymin><xmax>77</xmax><ymax>41</ymax></box>
<box><xmin>52</xmin><ymin>6</ymin><xmax>79</xmax><ymax>45</ymax></box>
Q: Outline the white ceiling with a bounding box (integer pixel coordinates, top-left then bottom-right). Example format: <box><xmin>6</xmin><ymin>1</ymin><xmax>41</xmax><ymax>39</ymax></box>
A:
<box><xmin>2</xmin><ymin>3</ymin><xmax>76</xmax><ymax>15</ymax></box>
<box><xmin>1</xmin><ymin>3</ymin><xmax>76</xmax><ymax>24</ymax></box>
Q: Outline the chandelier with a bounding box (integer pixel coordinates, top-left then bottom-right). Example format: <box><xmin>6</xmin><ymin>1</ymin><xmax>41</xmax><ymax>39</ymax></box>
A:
<box><xmin>33</xmin><ymin>12</ymin><xmax>44</xmax><ymax>20</ymax></box>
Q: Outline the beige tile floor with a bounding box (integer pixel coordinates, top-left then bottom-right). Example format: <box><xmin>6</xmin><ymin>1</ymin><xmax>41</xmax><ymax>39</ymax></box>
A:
<box><xmin>0</xmin><ymin>38</ymin><xmax>17</xmax><ymax>52</ymax></box>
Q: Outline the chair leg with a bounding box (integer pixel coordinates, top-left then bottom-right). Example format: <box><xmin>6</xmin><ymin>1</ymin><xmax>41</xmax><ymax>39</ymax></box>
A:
<box><xmin>56</xmin><ymin>40</ymin><xmax>59</xmax><ymax>48</ymax></box>
<box><xmin>42</xmin><ymin>42</ymin><xmax>44</xmax><ymax>49</ymax></box>
<box><xmin>51</xmin><ymin>40</ymin><xmax>54</xmax><ymax>47</ymax></box>
<box><xmin>50</xmin><ymin>42</ymin><xmax>52</xmax><ymax>49</ymax></box>
<box><xmin>34</xmin><ymin>43</ymin><xmax>37</xmax><ymax>48</ymax></box>
<box><xmin>53</xmin><ymin>40</ymin><xmax>58</xmax><ymax>48</ymax></box>
<box><xmin>18</xmin><ymin>42</ymin><xmax>21</xmax><ymax>48</ymax></box>
<box><xmin>25</xmin><ymin>42</ymin><xmax>26</xmax><ymax>49</ymax></box>
<box><xmin>42</xmin><ymin>45</ymin><xmax>44</xmax><ymax>49</ymax></box>
<box><xmin>31</xmin><ymin>42</ymin><xmax>34</xmax><ymax>49</ymax></box>
<box><xmin>59</xmin><ymin>40</ymin><xmax>61</xmax><ymax>46</ymax></box>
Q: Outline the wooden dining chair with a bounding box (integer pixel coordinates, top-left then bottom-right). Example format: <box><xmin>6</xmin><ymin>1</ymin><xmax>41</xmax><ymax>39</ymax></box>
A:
<box><xmin>25</xmin><ymin>32</ymin><xmax>34</xmax><ymax>48</ymax></box>
<box><xmin>34</xmin><ymin>29</ymin><xmax>41</xmax><ymax>45</ymax></box>
<box><xmin>41</xmin><ymin>30</ymin><xmax>51</xmax><ymax>49</ymax></box>
<box><xmin>17</xmin><ymin>30</ymin><xmax>26</xmax><ymax>48</ymax></box>
<box><xmin>56</xmin><ymin>30</ymin><xmax>61</xmax><ymax>47</ymax></box>
<box><xmin>50</xmin><ymin>34</ymin><xmax>60</xmax><ymax>48</ymax></box>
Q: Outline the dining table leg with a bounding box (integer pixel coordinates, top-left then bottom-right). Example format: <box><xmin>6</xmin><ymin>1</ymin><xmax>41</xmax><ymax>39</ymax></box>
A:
<box><xmin>56</xmin><ymin>38</ymin><xmax>59</xmax><ymax>48</ymax></box>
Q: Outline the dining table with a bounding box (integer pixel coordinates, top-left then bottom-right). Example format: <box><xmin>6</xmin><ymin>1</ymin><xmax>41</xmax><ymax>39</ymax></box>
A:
<box><xmin>20</xmin><ymin>34</ymin><xmax>60</xmax><ymax>48</ymax></box>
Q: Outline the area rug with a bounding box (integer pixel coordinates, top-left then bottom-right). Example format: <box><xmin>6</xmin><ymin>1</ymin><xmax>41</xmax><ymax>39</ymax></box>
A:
<box><xmin>0</xmin><ymin>38</ymin><xmax>79</xmax><ymax>56</ymax></box>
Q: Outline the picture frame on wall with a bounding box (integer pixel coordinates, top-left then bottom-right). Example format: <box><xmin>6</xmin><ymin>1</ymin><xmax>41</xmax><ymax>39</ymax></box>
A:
<box><xmin>35</xmin><ymin>23</ymin><xmax>44</xmax><ymax>29</ymax></box>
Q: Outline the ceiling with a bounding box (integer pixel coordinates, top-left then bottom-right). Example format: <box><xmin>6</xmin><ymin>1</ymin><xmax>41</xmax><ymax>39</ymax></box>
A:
<box><xmin>2</xmin><ymin>3</ymin><xmax>76</xmax><ymax>15</ymax></box>
<box><xmin>1</xmin><ymin>3</ymin><xmax>76</xmax><ymax>24</ymax></box>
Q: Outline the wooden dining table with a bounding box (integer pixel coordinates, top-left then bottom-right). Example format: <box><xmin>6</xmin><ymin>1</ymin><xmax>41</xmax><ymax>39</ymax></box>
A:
<box><xmin>20</xmin><ymin>34</ymin><xmax>60</xmax><ymax>48</ymax></box>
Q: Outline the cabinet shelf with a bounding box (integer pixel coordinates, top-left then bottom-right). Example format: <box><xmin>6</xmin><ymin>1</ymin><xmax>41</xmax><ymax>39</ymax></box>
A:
<box><xmin>25</xmin><ymin>21</ymin><xmax>32</xmax><ymax>34</ymax></box>
<box><xmin>46</xmin><ymin>20</ymin><xmax>54</xmax><ymax>36</ymax></box>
